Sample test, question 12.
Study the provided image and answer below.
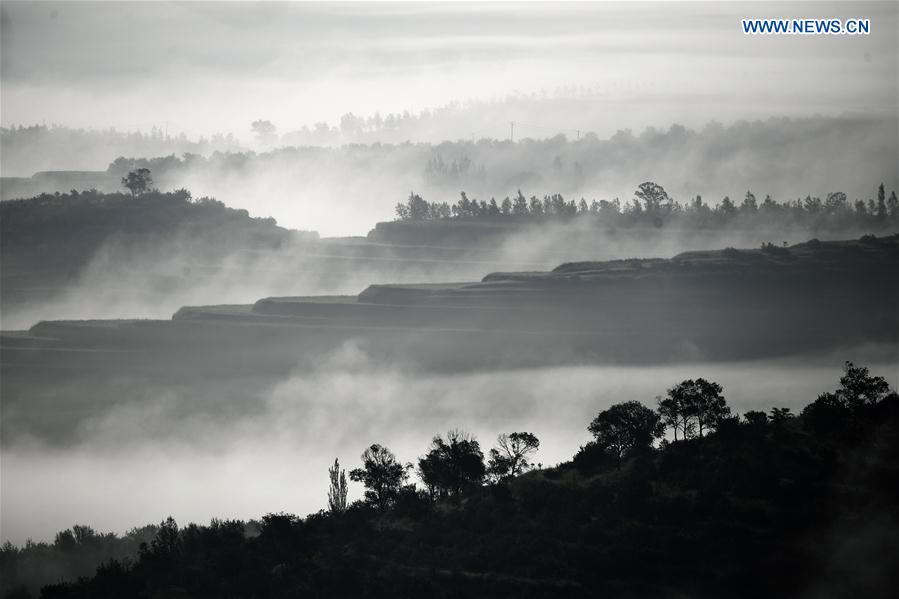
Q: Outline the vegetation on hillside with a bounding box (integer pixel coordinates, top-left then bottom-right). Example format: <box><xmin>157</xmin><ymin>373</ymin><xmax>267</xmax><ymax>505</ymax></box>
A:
<box><xmin>0</xmin><ymin>186</ymin><xmax>307</xmax><ymax>252</ymax></box>
<box><xmin>394</xmin><ymin>181</ymin><xmax>899</xmax><ymax>233</ymax></box>
<box><xmin>0</xmin><ymin>125</ymin><xmax>243</xmax><ymax>175</ymax></box>
<box><xmin>2</xmin><ymin>362</ymin><xmax>896</xmax><ymax>598</ymax></box>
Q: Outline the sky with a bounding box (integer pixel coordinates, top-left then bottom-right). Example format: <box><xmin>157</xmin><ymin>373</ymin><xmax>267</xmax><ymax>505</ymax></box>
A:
<box><xmin>2</xmin><ymin>1</ymin><xmax>897</xmax><ymax>141</ymax></box>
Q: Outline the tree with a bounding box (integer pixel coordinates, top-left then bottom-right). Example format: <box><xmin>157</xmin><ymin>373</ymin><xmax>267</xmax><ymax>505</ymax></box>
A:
<box><xmin>684</xmin><ymin>378</ymin><xmax>729</xmax><ymax>437</ymax></box>
<box><xmin>487</xmin><ymin>432</ymin><xmax>540</xmax><ymax>481</ymax></box>
<box><xmin>250</xmin><ymin>120</ymin><xmax>277</xmax><ymax>145</ymax></box>
<box><xmin>588</xmin><ymin>401</ymin><xmax>663</xmax><ymax>468</ymax></box>
<box><xmin>742</xmin><ymin>190</ymin><xmax>758</xmax><ymax>213</ymax></box>
<box><xmin>418</xmin><ymin>430</ymin><xmax>486</xmax><ymax>499</ymax></box>
<box><xmin>801</xmin><ymin>362</ymin><xmax>896</xmax><ymax>436</ymax></box>
<box><xmin>887</xmin><ymin>191</ymin><xmax>899</xmax><ymax>217</ymax></box>
<box><xmin>71</xmin><ymin>525</ymin><xmax>96</xmax><ymax>545</ymax></box>
<box><xmin>657</xmin><ymin>393</ymin><xmax>694</xmax><ymax>441</ymax></box>
<box><xmin>769</xmin><ymin>407</ymin><xmax>794</xmax><ymax>423</ymax></box>
<box><xmin>876</xmin><ymin>183</ymin><xmax>886</xmax><ymax>218</ymax></box>
<box><xmin>719</xmin><ymin>196</ymin><xmax>736</xmax><ymax>216</ymax></box>
<box><xmin>121</xmin><ymin>168</ymin><xmax>152</xmax><ymax>197</ymax></box>
<box><xmin>349</xmin><ymin>444</ymin><xmax>408</xmax><ymax>510</ymax></box>
<box><xmin>666</xmin><ymin>379</ymin><xmax>729</xmax><ymax>438</ymax></box>
<box><xmin>824</xmin><ymin>192</ymin><xmax>846</xmax><ymax>213</ymax></box>
<box><xmin>327</xmin><ymin>459</ymin><xmax>348</xmax><ymax>514</ymax></box>
<box><xmin>743</xmin><ymin>410</ymin><xmax>768</xmax><ymax>427</ymax></box>
<box><xmin>634</xmin><ymin>181</ymin><xmax>670</xmax><ymax>213</ymax></box>
<box><xmin>144</xmin><ymin>517</ymin><xmax>180</xmax><ymax>560</ymax></box>
<box><xmin>837</xmin><ymin>361</ymin><xmax>891</xmax><ymax>409</ymax></box>
<box><xmin>512</xmin><ymin>190</ymin><xmax>528</xmax><ymax>215</ymax></box>
<box><xmin>395</xmin><ymin>192</ymin><xmax>430</xmax><ymax>220</ymax></box>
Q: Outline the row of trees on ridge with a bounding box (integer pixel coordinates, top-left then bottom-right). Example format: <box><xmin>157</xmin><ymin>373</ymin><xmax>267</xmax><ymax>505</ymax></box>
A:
<box><xmin>395</xmin><ymin>181</ymin><xmax>899</xmax><ymax>226</ymax></box>
<box><xmin>328</xmin><ymin>362</ymin><xmax>896</xmax><ymax>512</ymax></box>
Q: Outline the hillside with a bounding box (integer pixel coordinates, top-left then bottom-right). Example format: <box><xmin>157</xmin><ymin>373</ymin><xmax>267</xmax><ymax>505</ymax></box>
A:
<box><xmin>0</xmin><ymin>190</ymin><xmax>315</xmax><ymax>316</ymax></box>
<box><xmin>2</xmin><ymin>234</ymin><xmax>896</xmax><ymax>454</ymax></box>
<box><xmin>5</xmin><ymin>234</ymin><xmax>897</xmax><ymax>370</ymax></box>
<box><xmin>3</xmin><ymin>185</ymin><xmax>897</xmax><ymax>330</ymax></box>
<box><xmin>0</xmin><ymin>189</ymin><xmax>308</xmax><ymax>251</ymax></box>
<box><xmin>3</xmin><ymin>363</ymin><xmax>897</xmax><ymax>599</ymax></box>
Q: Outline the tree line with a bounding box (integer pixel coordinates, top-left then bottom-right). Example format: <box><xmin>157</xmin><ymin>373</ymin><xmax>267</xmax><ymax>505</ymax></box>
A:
<box><xmin>326</xmin><ymin>361</ymin><xmax>895</xmax><ymax>514</ymax></box>
<box><xmin>2</xmin><ymin>361</ymin><xmax>895</xmax><ymax>598</ymax></box>
<box><xmin>395</xmin><ymin>181</ymin><xmax>899</xmax><ymax>228</ymax></box>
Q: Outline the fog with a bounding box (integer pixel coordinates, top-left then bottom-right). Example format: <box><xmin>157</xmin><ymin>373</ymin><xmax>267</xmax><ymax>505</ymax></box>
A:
<box><xmin>3</xmin><ymin>338</ymin><xmax>896</xmax><ymax>545</ymax></box>
<box><xmin>2</xmin><ymin>2</ymin><xmax>896</xmax><ymax>146</ymax></box>
<box><xmin>4</xmin><ymin>114</ymin><xmax>894</xmax><ymax>237</ymax></box>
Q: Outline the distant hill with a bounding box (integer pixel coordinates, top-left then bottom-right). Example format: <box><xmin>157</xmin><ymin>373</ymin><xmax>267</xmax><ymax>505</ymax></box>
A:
<box><xmin>4</xmin><ymin>115</ymin><xmax>896</xmax><ymax>234</ymax></box>
<box><xmin>0</xmin><ymin>190</ymin><xmax>316</xmax><ymax>317</ymax></box>
<box><xmin>4</xmin><ymin>235</ymin><xmax>896</xmax><ymax>383</ymax></box>
<box><xmin>0</xmin><ymin>189</ymin><xmax>303</xmax><ymax>250</ymax></box>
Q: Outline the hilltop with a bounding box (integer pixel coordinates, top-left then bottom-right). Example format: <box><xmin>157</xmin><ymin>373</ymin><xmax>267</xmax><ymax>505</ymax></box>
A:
<box><xmin>0</xmin><ymin>190</ymin><xmax>318</xmax><ymax>316</ymax></box>
<box><xmin>2</xmin><ymin>362</ymin><xmax>897</xmax><ymax>598</ymax></box>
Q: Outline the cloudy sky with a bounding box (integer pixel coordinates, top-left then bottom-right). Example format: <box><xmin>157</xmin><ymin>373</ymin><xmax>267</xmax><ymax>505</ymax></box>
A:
<box><xmin>2</xmin><ymin>1</ymin><xmax>897</xmax><ymax>141</ymax></box>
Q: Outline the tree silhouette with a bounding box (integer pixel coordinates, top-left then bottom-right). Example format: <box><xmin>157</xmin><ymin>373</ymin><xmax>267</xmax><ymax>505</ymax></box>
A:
<box><xmin>719</xmin><ymin>196</ymin><xmax>736</xmax><ymax>216</ymax></box>
<box><xmin>512</xmin><ymin>190</ymin><xmax>528</xmax><ymax>215</ymax></box>
<box><xmin>876</xmin><ymin>183</ymin><xmax>887</xmax><ymax>218</ymax></box>
<box><xmin>121</xmin><ymin>168</ymin><xmax>152</xmax><ymax>197</ymax></box>
<box><xmin>742</xmin><ymin>190</ymin><xmax>758</xmax><ymax>213</ymax></box>
<box><xmin>743</xmin><ymin>410</ymin><xmax>768</xmax><ymax>427</ymax></box>
<box><xmin>418</xmin><ymin>430</ymin><xmax>486</xmax><ymax>499</ymax></box>
<box><xmin>327</xmin><ymin>459</ymin><xmax>348</xmax><ymax>514</ymax></box>
<box><xmin>634</xmin><ymin>181</ymin><xmax>671</xmax><ymax>213</ymax></box>
<box><xmin>801</xmin><ymin>361</ymin><xmax>896</xmax><ymax>435</ymax></box>
<box><xmin>837</xmin><ymin>361</ymin><xmax>891</xmax><ymax>409</ymax></box>
<box><xmin>657</xmin><ymin>393</ymin><xmax>694</xmax><ymax>441</ymax></box>
<box><xmin>142</xmin><ymin>517</ymin><xmax>180</xmax><ymax>562</ymax></box>
<box><xmin>668</xmin><ymin>378</ymin><xmax>730</xmax><ymax>438</ymax></box>
<box><xmin>684</xmin><ymin>378</ymin><xmax>729</xmax><ymax>437</ymax></box>
<box><xmin>349</xmin><ymin>445</ymin><xmax>408</xmax><ymax>510</ymax></box>
<box><xmin>395</xmin><ymin>192</ymin><xmax>430</xmax><ymax>220</ymax></box>
<box><xmin>487</xmin><ymin>432</ymin><xmax>540</xmax><ymax>482</ymax></box>
<box><xmin>769</xmin><ymin>407</ymin><xmax>794</xmax><ymax>423</ymax></box>
<box><xmin>588</xmin><ymin>401</ymin><xmax>663</xmax><ymax>468</ymax></box>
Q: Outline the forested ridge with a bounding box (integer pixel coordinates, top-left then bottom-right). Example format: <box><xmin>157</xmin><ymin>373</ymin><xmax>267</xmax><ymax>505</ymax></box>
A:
<box><xmin>2</xmin><ymin>363</ymin><xmax>897</xmax><ymax>598</ymax></box>
<box><xmin>0</xmin><ymin>189</ymin><xmax>299</xmax><ymax>250</ymax></box>
<box><xmin>394</xmin><ymin>181</ymin><xmax>899</xmax><ymax>231</ymax></box>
